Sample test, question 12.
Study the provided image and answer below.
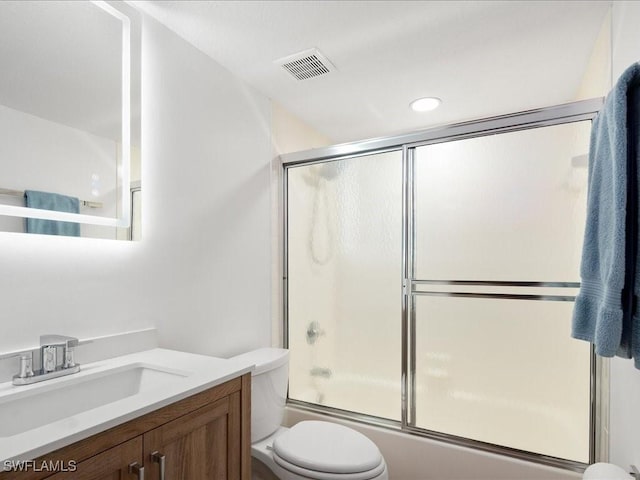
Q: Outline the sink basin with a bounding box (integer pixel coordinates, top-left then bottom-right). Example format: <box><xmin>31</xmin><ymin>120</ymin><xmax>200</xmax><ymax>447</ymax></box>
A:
<box><xmin>0</xmin><ymin>363</ymin><xmax>188</xmax><ymax>437</ymax></box>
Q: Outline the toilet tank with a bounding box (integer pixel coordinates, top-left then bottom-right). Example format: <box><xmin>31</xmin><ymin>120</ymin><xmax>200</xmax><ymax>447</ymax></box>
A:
<box><xmin>229</xmin><ymin>348</ymin><xmax>289</xmax><ymax>442</ymax></box>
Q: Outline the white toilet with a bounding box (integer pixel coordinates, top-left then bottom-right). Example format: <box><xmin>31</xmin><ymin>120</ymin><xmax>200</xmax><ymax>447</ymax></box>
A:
<box><xmin>231</xmin><ymin>348</ymin><xmax>389</xmax><ymax>480</ymax></box>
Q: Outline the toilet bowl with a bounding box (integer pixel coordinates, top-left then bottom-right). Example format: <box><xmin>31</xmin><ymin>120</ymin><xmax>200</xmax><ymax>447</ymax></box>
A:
<box><xmin>230</xmin><ymin>348</ymin><xmax>389</xmax><ymax>480</ymax></box>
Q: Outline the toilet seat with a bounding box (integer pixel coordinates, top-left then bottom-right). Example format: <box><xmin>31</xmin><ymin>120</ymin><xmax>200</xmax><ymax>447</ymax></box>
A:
<box><xmin>272</xmin><ymin>421</ymin><xmax>386</xmax><ymax>480</ymax></box>
<box><xmin>272</xmin><ymin>451</ymin><xmax>386</xmax><ymax>480</ymax></box>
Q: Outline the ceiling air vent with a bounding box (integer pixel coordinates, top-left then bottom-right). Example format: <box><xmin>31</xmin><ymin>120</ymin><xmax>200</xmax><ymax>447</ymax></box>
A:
<box><xmin>275</xmin><ymin>48</ymin><xmax>336</xmax><ymax>81</ymax></box>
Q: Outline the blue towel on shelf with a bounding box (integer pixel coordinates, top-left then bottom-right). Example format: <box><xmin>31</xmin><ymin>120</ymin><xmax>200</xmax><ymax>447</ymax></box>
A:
<box><xmin>24</xmin><ymin>190</ymin><xmax>81</xmax><ymax>237</ymax></box>
<box><xmin>572</xmin><ymin>62</ymin><xmax>640</xmax><ymax>366</ymax></box>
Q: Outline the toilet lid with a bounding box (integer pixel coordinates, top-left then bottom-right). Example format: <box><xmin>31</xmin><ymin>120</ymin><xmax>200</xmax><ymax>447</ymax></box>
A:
<box><xmin>272</xmin><ymin>421</ymin><xmax>383</xmax><ymax>474</ymax></box>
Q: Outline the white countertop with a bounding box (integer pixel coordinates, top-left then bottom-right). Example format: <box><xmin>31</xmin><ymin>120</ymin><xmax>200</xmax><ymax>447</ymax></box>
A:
<box><xmin>0</xmin><ymin>348</ymin><xmax>253</xmax><ymax>463</ymax></box>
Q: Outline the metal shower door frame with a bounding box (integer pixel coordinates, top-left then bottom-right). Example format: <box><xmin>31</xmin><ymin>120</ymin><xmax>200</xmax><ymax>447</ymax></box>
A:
<box><xmin>281</xmin><ymin>97</ymin><xmax>604</xmax><ymax>472</ymax></box>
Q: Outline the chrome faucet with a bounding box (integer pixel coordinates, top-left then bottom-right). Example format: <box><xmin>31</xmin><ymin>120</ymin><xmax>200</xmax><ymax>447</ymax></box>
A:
<box><xmin>40</xmin><ymin>335</ymin><xmax>80</xmax><ymax>372</ymax></box>
<box><xmin>0</xmin><ymin>334</ymin><xmax>86</xmax><ymax>386</ymax></box>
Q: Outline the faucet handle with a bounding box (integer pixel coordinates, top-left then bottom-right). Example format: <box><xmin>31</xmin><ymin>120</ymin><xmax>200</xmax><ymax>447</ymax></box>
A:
<box><xmin>0</xmin><ymin>351</ymin><xmax>35</xmax><ymax>378</ymax></box>
<box><xmin>17</xmin><ymin>352</ymin><xmax>34</xmax><ymax>378</ymax></box>
<box><xmin>63</xmin><ymin>339</ymin><xmax>92</xmax><ymax>369</ymax></box>
<box><xmin>63</xmin><ymin>340</ymin><xmax>90</xmax><ymax>369</ymax></box>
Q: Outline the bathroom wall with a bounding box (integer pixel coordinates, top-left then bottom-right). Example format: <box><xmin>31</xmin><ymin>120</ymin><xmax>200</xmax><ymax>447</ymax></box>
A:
<box><xmin>271</xmin><ymin>102</ymin><xmax>331</xmax><ymax>156</ymax></box>
<box><xmin>0</xmin><ymin>13</ymin><xmax>272</xmax><ymax>360</ymax></box>
<box><xmin>574</xmin><ymin>7</ymin><xmax>610</xmax><ymax>102</ymax></box>
<box><xmin>609</xmin><ymin>0</ymin><xmax>640</xmax><ymax>469</ymax></box>
<box><xmin>141</xmin><ymin>15</ymin><xmax>273</xmax><ymax>357</ymax></box>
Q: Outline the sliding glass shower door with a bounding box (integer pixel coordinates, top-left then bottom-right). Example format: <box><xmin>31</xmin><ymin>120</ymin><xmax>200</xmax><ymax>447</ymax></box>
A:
<box><xmin>409</xmin><ymin>123</ymin><xmax>592</xmax><ymax>462</ymax></box>
<box><xmin>284</xmin><ymin>99</ymin><xmax>599</xmax><ymax>466</ymax></box>
<box><xmin>286</xmin><ymin>151</ymin><xmax>403</xmax><ymax>420</ymax></box>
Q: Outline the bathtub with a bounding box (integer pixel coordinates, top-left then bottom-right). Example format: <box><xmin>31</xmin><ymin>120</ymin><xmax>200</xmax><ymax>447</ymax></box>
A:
<box><xmin>287</xmin><ymin>375</ymin><xmax>582</xmax><ymax>480</ymax></box>
<box><xmin>284</xmin><ymin>406</ymin><xmax>581</xmax><ymax>480</ymax></box>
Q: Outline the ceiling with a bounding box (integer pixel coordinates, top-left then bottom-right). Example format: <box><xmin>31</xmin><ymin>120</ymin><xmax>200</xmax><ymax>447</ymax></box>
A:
<box><xmin>133</xmin><ymin>0</ymin><xmax>610</xmax><ymax>145</ymax></box>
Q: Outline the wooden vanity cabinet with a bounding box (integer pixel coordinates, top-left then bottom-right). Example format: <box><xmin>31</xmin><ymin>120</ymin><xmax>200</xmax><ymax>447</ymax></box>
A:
<box><xmin>142</xmin><ymin>391</ymin><xmax>243</xmax><ymax>479</ymax></box>
<box><xmin>1</xmin><ymin>374</ymin><xmax>251</xmax><ymax>480</ymax></box>
<box><xmin>44</xmin><ymin>437</ymin><xmax>143</xmax><ymax>480</ymax></box>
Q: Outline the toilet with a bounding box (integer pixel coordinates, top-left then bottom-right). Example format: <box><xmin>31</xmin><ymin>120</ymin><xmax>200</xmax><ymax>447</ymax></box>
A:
<box><xmin>230</xmin><ymin>348</ymin><xmax>388</xmax><ymax>480</ymax></box>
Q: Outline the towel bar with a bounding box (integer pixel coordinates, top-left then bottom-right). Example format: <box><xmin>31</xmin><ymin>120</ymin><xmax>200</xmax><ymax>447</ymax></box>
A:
<box><xmin>0</xmin><ymin>188</ymin><xmax>102</xmax><ymax>208</ymax></box>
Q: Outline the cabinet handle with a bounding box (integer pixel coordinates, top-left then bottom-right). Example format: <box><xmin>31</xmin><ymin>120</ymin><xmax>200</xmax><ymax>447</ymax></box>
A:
<box><xmin>151</xmin><ymin>451</ymin><xmax>166</xmax><ymax>480</ymax></box>
<box><xmin>129</xmin><ymin>462</ymin><xmax>145</xmax><ymax>480</ymax></box>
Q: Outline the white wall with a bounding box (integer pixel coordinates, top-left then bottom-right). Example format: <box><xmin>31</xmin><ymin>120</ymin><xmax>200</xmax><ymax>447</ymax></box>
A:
<box><xmin>0</xmin><ymin>13</ymin><xmax>272</xmax><ymax>361</ymax></box>
<box><xmin>271</xmin><ymin>103</ymin><xmax>331</xmax><ymax>156</ymax></box>
<box><xmin>142</xmin><ymin>15</ymin><xmax>272</xmax><ymax>357</ymax></box>
<box><xmin>609</xmin><ymin>0</ymin><xmax>640</xmax><ymax>469</ymax></box>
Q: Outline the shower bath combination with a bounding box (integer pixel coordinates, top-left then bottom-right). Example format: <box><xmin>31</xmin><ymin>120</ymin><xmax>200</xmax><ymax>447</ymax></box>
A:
<box><xmin>284</xmin><ymin>98</ymin><xmax>602</xmax><ymax>470</ymax></box>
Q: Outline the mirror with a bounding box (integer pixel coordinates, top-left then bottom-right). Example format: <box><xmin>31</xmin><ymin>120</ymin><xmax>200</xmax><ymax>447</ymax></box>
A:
<box><xmin>0</xmin><ymin>0</ymin><xmax>141</xmax><ymax>240</ymax></box>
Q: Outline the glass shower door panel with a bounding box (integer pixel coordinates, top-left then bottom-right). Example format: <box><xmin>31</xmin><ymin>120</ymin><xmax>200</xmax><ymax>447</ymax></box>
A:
<box><xmin>414</xmin><ymin>121</ymin><xmax>591</xmax><ymax>281</ymax></box>
<box><xmin>414</xmin><ymin>295</ymin><xmax>591</xmax><ymax>462</ymax></box>
<box><xmin>287</xmin><ymin>151</ymin><xmax>403</xmax><ymax>420</ymax></box>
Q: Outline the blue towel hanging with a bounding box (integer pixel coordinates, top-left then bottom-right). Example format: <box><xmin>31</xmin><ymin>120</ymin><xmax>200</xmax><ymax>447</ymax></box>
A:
<box><xmin>572</xmin><ymin>62</ymin><xmax>640</xmax><ymax>367</ymax></box>
<box><xmin>24</xmin><ymin>190</ymin><xmax>81</xmax><ymax>237</ymax></box>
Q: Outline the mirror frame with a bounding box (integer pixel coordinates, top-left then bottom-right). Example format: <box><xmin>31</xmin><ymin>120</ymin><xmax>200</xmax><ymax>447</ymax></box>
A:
<box><xmin>0</xmin><ymin>0</ymin><xmax>132</xmax><ymax>229</ymax></box>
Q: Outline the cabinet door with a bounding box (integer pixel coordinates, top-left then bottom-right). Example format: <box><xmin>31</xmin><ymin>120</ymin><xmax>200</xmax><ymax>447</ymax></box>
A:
<box><xmin>143</xmin><ymin>392</ymin><xmax>241</xmax><ymax>480</ymax></box>
<box><xmin>45</xmin><ymin>436</ymin><xmax>142</xmax><ymax>480</ymax></box>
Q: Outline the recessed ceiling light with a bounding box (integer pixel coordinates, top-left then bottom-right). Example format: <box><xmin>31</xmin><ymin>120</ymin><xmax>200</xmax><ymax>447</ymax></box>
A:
<box><xmin>410</xmin><ymin>97</ymin><xmax>441</xmax><ymax>112</ymax></box>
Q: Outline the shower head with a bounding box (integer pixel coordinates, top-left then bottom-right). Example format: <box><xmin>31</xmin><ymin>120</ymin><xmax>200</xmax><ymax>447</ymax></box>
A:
<box><xmin>302</xmin><ymin>162</ymin><xmax>341</xmax><ymax>187</ymax></box>
<box><xmin>318</xmin><ymin>162</ymin><xmax>339</xmax><ymax>180</ymax></box>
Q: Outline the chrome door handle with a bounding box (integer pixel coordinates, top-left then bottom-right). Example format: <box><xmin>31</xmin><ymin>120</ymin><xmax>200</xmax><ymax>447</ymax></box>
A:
<box><xmin>151</xmin><ymin>451</ymin><xmax>166</xmax><ymax>480</ymax></box>
<box><xmin>129</xmin><ymin>462</ymin><xmax>145</xmax><ymax>479</ymax></box>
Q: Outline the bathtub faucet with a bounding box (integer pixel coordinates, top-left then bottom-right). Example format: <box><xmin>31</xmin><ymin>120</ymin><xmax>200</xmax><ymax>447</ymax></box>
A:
<box><xmin>310</xmin><ymin>366</ymin><xmax>332</xmax><ymax>378</ymax></box>
<box><xmin>306</xmin><ymin>321</ymin><xmax>325</xmax><ymax>345</ymax></box>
